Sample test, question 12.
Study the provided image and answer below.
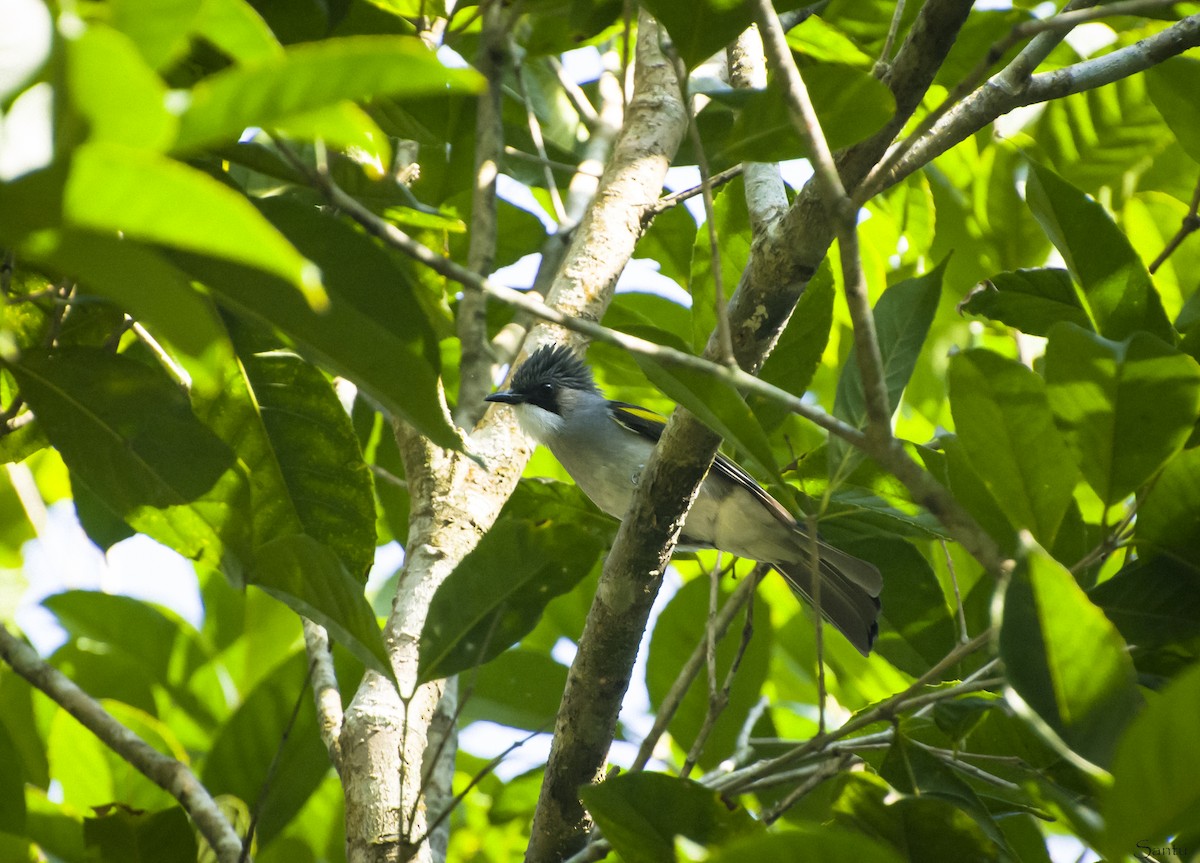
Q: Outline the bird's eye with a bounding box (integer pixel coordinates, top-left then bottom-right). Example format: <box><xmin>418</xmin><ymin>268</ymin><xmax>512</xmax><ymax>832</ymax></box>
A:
<box><xmin>537</xmin><ymin>383</ymin><xmax>554</xmax><ymax>399</ymax></box>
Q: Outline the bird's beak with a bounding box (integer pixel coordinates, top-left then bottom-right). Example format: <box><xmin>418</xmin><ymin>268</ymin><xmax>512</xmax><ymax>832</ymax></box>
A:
<box><xmin>485</xmin><ymin>390</ymin><xmax>524</xmax><ymax>405</ymax></box>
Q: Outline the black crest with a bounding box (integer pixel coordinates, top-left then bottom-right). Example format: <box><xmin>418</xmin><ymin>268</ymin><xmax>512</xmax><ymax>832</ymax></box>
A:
<box><xmin>511</xmin><ymin>344</ymin><xmax>597</xmax><ymax>395</ymax></box>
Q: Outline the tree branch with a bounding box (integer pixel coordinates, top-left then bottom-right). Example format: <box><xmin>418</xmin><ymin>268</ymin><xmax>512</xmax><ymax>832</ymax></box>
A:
<box><xmin>862</xmin><ymin>12</ymin><xmax>1200</xmax><ymax>200</ymax></box>
<box><xmin>302</xmin><ymin>618</ymin><xmax>343</xmax><ymax>770</ymax></box>
<box><xmin>454</xmin><ymin>0</ymin><xmax>510</xmax><ymax>429</ymax></box>
<box><xmin>525</xmin><ymin>16</ymin><xmax>690</xmax><ymax>861</ymax></box>
<box><xmin>0</xmin><ymin>624</ymin><xmax>244</xmax><ymax>863</ymax></box>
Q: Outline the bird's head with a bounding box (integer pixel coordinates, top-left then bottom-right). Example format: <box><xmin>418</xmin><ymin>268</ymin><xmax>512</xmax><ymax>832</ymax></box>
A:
<box><xmin>484</xmin><ymin>344</ymin><xmax>599</xmax><ymax>443</ymax></box>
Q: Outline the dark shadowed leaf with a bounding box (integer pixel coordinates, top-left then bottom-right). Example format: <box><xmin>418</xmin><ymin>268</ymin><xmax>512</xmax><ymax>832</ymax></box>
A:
<box><xmin>855</xmin><ymin>539</ymin><xmax>955</xmax><ymax>676</ymax></box>
<box><xmin>1090</xmin><ymin>556</ymin><xmax>1200</xmax><ymax>649</ymax></box>
<box><xmin>880</xmin><ymin>732</ymin><xmax>1011</xmax><ymax>854</ymax></box>
<box><xmin>1044</xmin><ymin>323</ymin><xmax>1200</xmax><ymax>506</ymax></box>
<box><xmin>458</xmin><ymin>649</ymin><xmax>568</xmax><ymax>731</ymax></box>
<box><xmin>176</xmin><ymin>197</ymin><xmax>458</xmax><ymax>449</ymax></box>
<box><xmin>418</xmin><ymin>516</ymin><xmax>604</xmax><ymax>682</ymax></box>
<box><xmin>831</xmin><ymin>773</ymin><xmax>998</xmax><ymax>862</ymax></box>
<box><xmin>1134</xmin><ymin>445</ymin><xmax>1200</xmax><ymax>564</ymax></box>
<box><xmin>83</xmin><ymin>805</ymin><xmax>196</xmax><ymax>863</ymax></box>
<box><xmin>948</xmin><ymin>349</ymin><xmax>1077</xmax><ymax>545</ymax></box>
<box><xmin>249</xmin><ymin>534</ymin><xmax>390</xmax><ymax>680</ymax></box>
<box><xmin>998</xmin><ymin>539</ymin><xmax>1142</xmax><ymax>768</ymax></box>
<box><xmin>580</xmin><ymin>772</ymin><xmax>759</xmax><ymax>863</ymax></box>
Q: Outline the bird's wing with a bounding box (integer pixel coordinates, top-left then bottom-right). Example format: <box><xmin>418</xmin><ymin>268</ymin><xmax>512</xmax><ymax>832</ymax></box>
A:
<box><xmin>607</xmin><ymin>400</ymin><xmax>795</xmax><ymax>529</ymax></box>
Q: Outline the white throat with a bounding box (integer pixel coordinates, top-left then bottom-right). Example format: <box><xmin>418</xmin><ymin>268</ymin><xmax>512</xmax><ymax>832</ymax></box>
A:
<box><xmin>512</xmin><ymin>402</ymin><xmax>565</xmax><ymax>445</ymax></box>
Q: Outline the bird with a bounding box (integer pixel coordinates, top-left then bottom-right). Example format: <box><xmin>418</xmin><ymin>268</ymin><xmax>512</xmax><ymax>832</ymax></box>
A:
<box><xmin>484</xmin><ymin>344</ymin><xmax>883</xmax><ymax>655</ymax></box>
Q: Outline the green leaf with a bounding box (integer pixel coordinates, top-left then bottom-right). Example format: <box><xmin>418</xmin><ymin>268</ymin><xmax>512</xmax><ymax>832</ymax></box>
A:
<box><xmin>273</xmin><ymin>101</ymin><xmax>393</xmax><ymax>175</ymax></box>
<box><xmin>645</xmin><ymin>577</ymin><xmax>770</xmax><ymax>771</ymax></box>
<box><xmin>108</xmin><ymin>0</ymin><xmax>201</xmax><ymax>70</ymax></box>
<box><xmin>458</xmin><ymin>649</ymin><xmax>568</xmax><ymax>731</ymax></box>
<box><xmin>633</xmin><ymin>355</ymin><xmax>784</xmax><ymax>486</ymax></box>
<box><xmin>880</xmin><ymin>733</ymin><xmax>1011</xmax><ymax>855</ymax></box>
<box><xmin>1135</xmin><ymin>445</ymin><xmax>1200</xmax><ymax>564</ymax></box>
<box><xmin>712</xmin><ymin>828</ymin><xmax>905</xmax><ymax>863</ymax></box>
<box><xmin>66</xmin><ymin>25</ymin><xmax>176</xmax><ymax>151</ymax></box>
<box><xmin>831</xmin><ymin>773</ymin><xmax>996</xmax><ymax>862</ymax></box>
<box><xmin>176</xmin><ymin>197</ymin><xmax>458</xmax><ymax>451</ymax></box>
<box><xmin>174</xmin><ymin>35</ymin><xmax>483</xmax><ymax>151</ymax></box>
<box><xmin>948</xmin><ymin>349</ymin><xmax>1077</xmax><ymax>545</ymax></box>
<box><xmin>1044</xmin><ymin>323</ymin><xmax>1200</xmax><ymax>506</ymax></box>
<box><xmin>1146</xmin><ymin>56</ymin><xmax>1200</xmax><ymax>166</ymax></box>
<box><xmin>200</xmin><ymin>651</ymin><xmax>330</xmax><ymax>846</ymax></box>
<box><xmin>1025</xmin><ymin>163</ymin><xmax>1173</xmax><ymax>343</ymax></box>
<box><xmin>961</xmin><ymin>268</ymin><xmax>1091</xmax><ymax>336</ymax></box>
<box><xmin>1103</xmin><ymin>661</ymin><xmax>1200</xmax><ymax>857</ymax></box>
<box><xmin>579</xmin><ymin>772</ymin><xmax>759</xmax><ymax>863</ymax></box>
<box><xmin>0</xmin><ymin>719</ymin><xmax>25</xmax><ymax>833</ymax></box>
<box><xmin>249</xmin><ymin>534</ymin><xmax>391</xmax><ymax>680</ymax></box>
<box><xmin>997</xmin><ymin>539</ymin><xmax>1142</xmax><ymax>768</ymax></box>
<box><xmin>63</xmin><ymin>143</ymin><xmax>324</xmax><ymax>307</ymax></box>
<box><xmin>226</xmin><ymin>320</ymin><xmax>376</xmax><ymax>581</ymax></box>
<box><xmin>418</xmin><ymin>516</ymin><xmax>604</xmax><ymax>682</ymax></box>
<box><xmin>638</xmin><ymin>0</ymin><xmax>756</xmax><ymax>70</ymax></box>
<box><xmin>83</xmin><ymin>806</ymin><xmax>196</xmax><ymax>863</ymax></box>
<box><xmin>20</xmin><ymin>230</ymin><xmax>229</xmax><ymax>365</ymax></box>
<box><xmin>940</xmin><ymin>434</ymin><xmax>1018</xmax><ymax>555</ymax></box>
<box><xmin>192</xmin><ymin>0</ymin><xmax>283</xmax><ymax>64</ymax></box>
<box><xmin>1090</xmin><ymin>556</ymin><xmax>1200</xmax><ymax>649</ymax></box>
<box><xmin>9</xmin><ymin>348</ymin><xmax>251</xmax><ymax>569</ymax></box>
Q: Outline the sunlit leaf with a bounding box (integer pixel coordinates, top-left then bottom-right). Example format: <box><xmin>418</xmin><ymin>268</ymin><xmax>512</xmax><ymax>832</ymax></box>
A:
<box><xmin>998</xmin><ymin>539</ymin><xmax>1142</xmax><ymax>768</ymax></box>
<box><xmin>1025</xmin><ymin>163</ymin><xmax>1173</xmax><ymax>343</ymax></box>
<box><xmin>948</xmin><ymin>349</ymin><xmax>1077</xmax><ymax>545</ymax></box>
<box><xmin>9</xmin><ymin>348</ymin><xmax>251</xmax><ymax>569</ymax></box>
<box><xmin>1044</xmin><ymin>323</ymin><xmax>1200</xmax><ymax>506</ymax></box>
<box><xmin>174</xmin><ymin>35</ymin><xmax>483</xmax><ymax>151</ymax></box>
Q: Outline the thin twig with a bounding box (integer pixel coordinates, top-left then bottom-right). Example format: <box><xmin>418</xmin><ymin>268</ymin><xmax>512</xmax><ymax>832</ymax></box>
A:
<box><xmin>667</xmin><ymin>47</ymin><xmax>735</xmax><ymax>365</ymax></box>
<box><xmin>680</xmin><ymin>563</ymin><xmax>756</xmax><ymax>778</ymax></box>
<box><xmin>240</xmin><ymin>674</ymin><xmax>312</xmax><ymax>862</ymax></box>
<box><xmin>763</xmin><ymin>752</ymin><xmax>855</xmax><ymax>823</ymax></box>
<box><xmin>710</xmin><ymin>630</ymin><xmax>993</xmax><ymax>793</ymax></box>
<box><xmin>548</xmin><ymin>55</ymin><xmax>600</xmax><ymax>129</ymax></box>
<box><xmin>515</xmin><ymin>64</ymin><xmax>568</xmax><ymax>222</ymax></box>
<box><xmin>1150</xmin><ymin>172</ymin><xmax>1200</xmax><ymax>274</ymax></box>
<box><xmin>859</xmin><ymin>0</ymin><xmax>1173</xmax><ymax>205</ymax></box>
<box><xmin>941</xmin><ymin>539</ymin><xmax>970</xmax><ymax>644</ymax></box>
<box><xmin>642</xmin><ymin>165</ymin><xmax>744</xmax><ymax>218</ymax></box>
<box><xmin>630</xmin><ymin>567</ymin><xmax>766</xmax><ymax>772</ymax></box>
<box><xmin>875</xmin><ymin>0</ymin><xmax>908</xmax><ymax>77</ymax></box>
<box><xmin>276</xmin><ymin>138</ymin><xmax>871</xmax><ymax>451</ymax></box>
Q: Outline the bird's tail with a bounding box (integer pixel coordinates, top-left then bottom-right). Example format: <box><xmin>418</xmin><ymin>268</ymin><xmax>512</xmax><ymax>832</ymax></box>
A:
<box><xmin>774</xmin><ymin>544</ymin><xmax>882</xmax><ymax>656</ymax></box>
